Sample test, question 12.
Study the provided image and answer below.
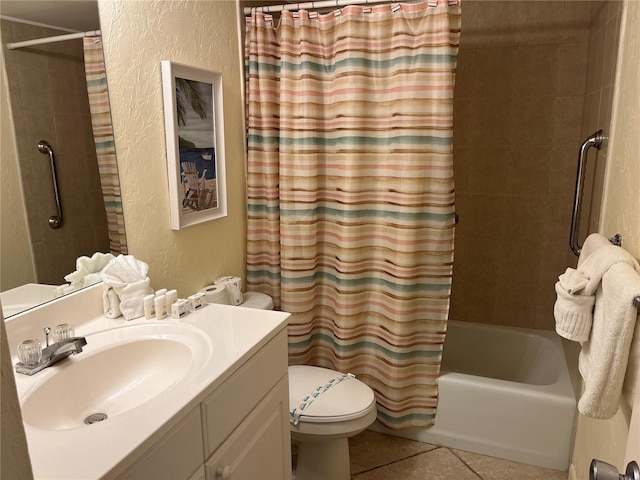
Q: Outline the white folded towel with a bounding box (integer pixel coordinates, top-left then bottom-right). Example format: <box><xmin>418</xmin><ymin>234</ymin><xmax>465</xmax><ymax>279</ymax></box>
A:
<box><xmin>102</xmin><ymin>255</ymin><xmax>153</xmax><ymax>320</ymax></box>
<box><xmin>578</xmin><ymin>262</ymin><xmax>640</xmax><ymax>419</ymax></box>
<box><xmin>64</xmin><ymin>252</ymin><xmax>115</xmax><ymax>291</ymax></box>
<box><xmin>554</xmin><ymin>234</ymin><xmax>640</xmax><ymax>343</ymax></box>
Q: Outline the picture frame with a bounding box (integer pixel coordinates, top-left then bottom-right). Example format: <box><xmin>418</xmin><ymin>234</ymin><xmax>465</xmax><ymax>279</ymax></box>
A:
<box><xmin>161</xmin><ymin>61</ymin><xmax>227</xmax><ymax>230</ymax></box>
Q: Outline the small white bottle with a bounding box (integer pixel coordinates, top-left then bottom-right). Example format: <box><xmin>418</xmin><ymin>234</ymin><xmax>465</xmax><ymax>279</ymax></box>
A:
<box><xmin>143</xmin><ymin>294</ymin><xmax>156</xmax><ymax>319</ymax></box>
<box><xmin>155</xmin><ymin>288</ymin><xmax>167</xmax><ymax>297</ymax></box>
<box><xmin>154</xmin><ymin>294</ymin><xmax>167</xmax><ymax>320</ymax></box>
<box><xmin>166</xmin><ymin>289</ymin><xmax>178</xmax><ymax>311</ymax></box>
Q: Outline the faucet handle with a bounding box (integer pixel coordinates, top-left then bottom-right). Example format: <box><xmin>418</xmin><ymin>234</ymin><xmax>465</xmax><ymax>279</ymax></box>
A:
<box><xmin>43</xmin><ymin>327</ymin><xmax>52</xmax><ymax>347</ymax></box>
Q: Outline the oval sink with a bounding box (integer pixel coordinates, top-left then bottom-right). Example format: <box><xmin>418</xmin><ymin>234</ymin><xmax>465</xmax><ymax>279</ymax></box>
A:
<box><xmin>20</xmin><ymin>323</ymin><xmax>211</xmax><ymax>431</ymax></box>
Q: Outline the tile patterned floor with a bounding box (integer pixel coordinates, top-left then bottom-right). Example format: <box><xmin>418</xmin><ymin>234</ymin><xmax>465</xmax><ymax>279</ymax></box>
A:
<box><xmin>349</xmin><ymin>430</ymin><xmax>569</xmax><ymax>480</ymax></box>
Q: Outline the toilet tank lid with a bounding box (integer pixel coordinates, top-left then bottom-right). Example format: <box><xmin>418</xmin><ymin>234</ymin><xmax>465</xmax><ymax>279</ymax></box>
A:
<box><xmin>288</xmin><ymin>365</ymin><xmax>375</xmax><ymax>423</ymax></box>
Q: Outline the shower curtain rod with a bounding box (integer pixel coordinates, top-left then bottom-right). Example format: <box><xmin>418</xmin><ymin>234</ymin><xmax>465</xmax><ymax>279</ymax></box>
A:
<box><xmin>6</xmin><ymin>30</ymin><xmax>101</xmax><ymax>50</ymax></box>
<box><xmin>243</xmin><ymin>0</ymin><xmax>422</xmax><ymax>15</ymax></box>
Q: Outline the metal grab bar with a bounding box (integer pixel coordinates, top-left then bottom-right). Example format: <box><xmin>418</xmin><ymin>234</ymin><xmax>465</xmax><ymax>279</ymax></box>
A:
<box><xmin>569</xmin><ymin>130</ymin><xmax>604</xmax><ymax>256</ymax></box>
<box><xmin>37</xmin><ymin>140</ymin><xmax>63</xmax><ymax>229</ymax></box>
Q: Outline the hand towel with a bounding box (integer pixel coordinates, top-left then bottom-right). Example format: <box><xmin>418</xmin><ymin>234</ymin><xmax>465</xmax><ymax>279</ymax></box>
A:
<box><xmin>554</xmin><ymin>233</ymin><xmax>640</xmax><ymax>342</ymax></box>
<box><xmin>64</xmin><ymin>252</ymin><xmax>115</xmax><ymax>291</ymax></box>
<box><xmin>577</xmin><ymin>233</ymin><xmax>612</xmax><ymax>268</ymax></box>
<box><xmin>579</xmin><ymin>244</ymin><xmax>640</xmax><ymax>295</ymax></box>
<box><xmin>102</xmin><ymin>255</ymin><xmax>153</xmax><ymax>320</ymax></box>
<box><xmin>578</xmin><ymin>262</ymin><xmax>640</xmax><ymax>419</ymax></box>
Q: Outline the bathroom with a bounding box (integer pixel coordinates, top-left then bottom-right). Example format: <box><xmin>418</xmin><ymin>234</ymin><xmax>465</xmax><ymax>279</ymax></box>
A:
<box><xmin>1</xmin><ymin>0</ymin><xmax>639</xmax><ymax>479</ymax></box>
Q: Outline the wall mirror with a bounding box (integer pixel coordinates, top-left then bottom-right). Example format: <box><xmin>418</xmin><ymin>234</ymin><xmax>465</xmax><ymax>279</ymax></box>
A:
<box><xmin>0</xmin><ymin>0</ymin><xmax>126</xmax><ymax>318</ymax></box>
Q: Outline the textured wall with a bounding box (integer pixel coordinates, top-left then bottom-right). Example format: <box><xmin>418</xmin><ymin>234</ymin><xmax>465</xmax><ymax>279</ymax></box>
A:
<box><xmin>570</xmin><ymin>1</ymin><xmax>640</xmax><ymax>479</ymax></box>
<box><xmin>0</xmin><ymin>50</ymin><xmax>35</xmax><ymax>291</ymax></box>
<box><xmin>98</xmin><ymin>0</ymin><xmax>247</xmax><ymax>297</ymax></box>
<box><xmin>449</xmin><ymin>0</ymin><xmax>592</xmax><ymax>330</ymax></box>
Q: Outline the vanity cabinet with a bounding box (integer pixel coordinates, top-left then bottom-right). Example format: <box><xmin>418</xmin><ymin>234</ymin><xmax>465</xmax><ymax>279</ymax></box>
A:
<box><xmin>117</xmin><ymin>330</ymin><xmax>291</xmax><ymax>480</ymax></box>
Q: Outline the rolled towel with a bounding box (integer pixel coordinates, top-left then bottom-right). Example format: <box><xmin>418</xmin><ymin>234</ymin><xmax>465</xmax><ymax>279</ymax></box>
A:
<box><xmin>102</xmin><ymin>255</ymin><xmax>153</xmax><ymax>320</ymax></box>
<box><xmin>103</xmin><ymin>287</ymin><xmax>122</xmax><ymax>319</ymax></box>
<box><xmin>554</xmin><ymin>281</ymin><xmax>595</xmax><ymax>342</ymax></box>
<box><xmin>118</xmin><ymin>278</ymin><xmax>153</xmax><ymax>320</ymax></box>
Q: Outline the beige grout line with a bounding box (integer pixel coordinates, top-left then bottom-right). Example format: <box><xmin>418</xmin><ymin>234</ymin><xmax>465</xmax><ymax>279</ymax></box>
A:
<box><xmin>449</xmin><ymin>448</ymin><xmax>486</xmax><ymax>480</ymax></box>
<box><xmin>352</xmin><ymin>446</ymin><xmax>485</xmax><ymax>479</ymax></box>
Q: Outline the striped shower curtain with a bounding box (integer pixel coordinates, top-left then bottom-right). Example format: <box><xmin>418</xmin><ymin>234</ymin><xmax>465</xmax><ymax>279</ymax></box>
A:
<box><xmin>83</xmin><ymin>37</ymin><xmax>128</xmax><ymax>255</ymax></box>
<box><xmin>245</xmin><ymin>0</ymin><xmax>460</xmax><ymax>429</ymax></box>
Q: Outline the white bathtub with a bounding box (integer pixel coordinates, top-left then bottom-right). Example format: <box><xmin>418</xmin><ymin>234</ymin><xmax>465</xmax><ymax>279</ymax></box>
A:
<box><xmin>372</xmin><ymin>320</ymin><xmax>577</xmax><ymax>471</ymax></box>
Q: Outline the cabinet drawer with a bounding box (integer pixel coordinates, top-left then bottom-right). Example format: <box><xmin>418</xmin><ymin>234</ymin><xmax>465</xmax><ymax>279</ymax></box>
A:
<box><xmin>202</xmin><ymin>330</ymin><xmax>287</xmax><ymax>458</ymax></box>
<box><xmin>118</xmin><ymin>407</ymin><xmax>203</xmax><ymax>480</ymax></box>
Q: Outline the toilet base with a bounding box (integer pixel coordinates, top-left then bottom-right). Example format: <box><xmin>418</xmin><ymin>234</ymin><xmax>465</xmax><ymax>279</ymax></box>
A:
<box><xmin>295</xmin><ymin>437</ymin><xmax>350</xmax><ymax>480</ymax></box>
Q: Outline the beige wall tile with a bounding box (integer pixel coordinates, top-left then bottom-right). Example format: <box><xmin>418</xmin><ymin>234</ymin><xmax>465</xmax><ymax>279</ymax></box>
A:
<box><xmin>553</xmin><ymin>96</ymin><xmax>585</xmax><ymax>150</ymax></box>
<box><xmin>450</xmin><ymin>0</ymin><xmax>598</xmax><ymax>331</ymax></box>
<box><xmin>558</xmin><ymin>43</ymin><xmax>589</xmax><ymax>96</ymax></box>
<box><xmin>475</xmin><ymin>1</ymin><xmax>520</xmax><ymax>47</ymax></box>
<box><xmin>512</xmin><ymin>44</ymin><xmax>560</xmax><ymax>97</ymax></box>
<box><xmin>516</xmin><ymin>1</ymin><xmax>566</xmax><ymax>46</ymax></box>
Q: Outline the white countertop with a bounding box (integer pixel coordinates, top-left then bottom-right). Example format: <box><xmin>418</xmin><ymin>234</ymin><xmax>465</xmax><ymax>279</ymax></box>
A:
<box><xmin>7</xmin><ymin>288</ymin><xmax>289</xmax><ymax>480</ymax></box>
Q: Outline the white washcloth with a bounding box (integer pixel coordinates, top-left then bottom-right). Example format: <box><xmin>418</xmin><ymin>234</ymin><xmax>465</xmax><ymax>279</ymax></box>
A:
<box><xmin>102</xmin><ymin>255</ymin><xmax>153</xmax><ymax>320</ymax></box>
<box><xmin>578</xmin><ymin>262</ymin><xmax>640</xmax><ymax>419</ymax></box>
<box><xmin>554</xmin><ymin>281</ymin><xmax>595</xmax><ymax>342</ymax></box>
<box><xmin>558</xmin><ymin>268</ymin><xmax>589</xmax><ymax>294</ymax></box>
<box><xmin>64</xmin><ymin>252</ymin><xmax>115</xmax><ymax>291</ymax></box>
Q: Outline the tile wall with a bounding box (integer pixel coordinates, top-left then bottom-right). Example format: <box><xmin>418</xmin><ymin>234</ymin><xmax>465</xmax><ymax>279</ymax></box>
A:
<box><xmin>579</xmin><ymin>1</ymin><xmax>623</xmax><ymax>242</ymax></box>
<box><xmin>450</xmin><ymin>1</ymin><xmax>593</xmax><ymax>330</ymax></box>
<box><xmin>2</xmin><ymin>20</ymin><xmax>110</xmax><ymax>285</ymax></box>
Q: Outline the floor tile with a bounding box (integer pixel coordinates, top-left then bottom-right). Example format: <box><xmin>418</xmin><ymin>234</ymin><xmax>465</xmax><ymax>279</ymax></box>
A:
<box><xmin>353</xmin><ymin>447</ymin><xmax>481</xmax><ymax>480</ymax></box>
<box><xmin>452</xmin><ymin>449</ymin><xmax>569</xmax><ymax>480</ymax></box>
<box><xmin>349</xmin><ymin>430</ymin><xmax>438</xmax><ymax>474</ymax></box>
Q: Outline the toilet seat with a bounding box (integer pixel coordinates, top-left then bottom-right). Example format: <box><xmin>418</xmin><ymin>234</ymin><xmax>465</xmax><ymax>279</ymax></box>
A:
<box><xmin>288</xmin><ymin>365</ymin><xmax>376</xmax><ymax>424</ymax></box>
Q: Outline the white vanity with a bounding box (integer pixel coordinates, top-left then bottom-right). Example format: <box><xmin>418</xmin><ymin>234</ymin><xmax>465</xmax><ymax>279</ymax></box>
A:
<box><xmin>4</xmin><ymin>284</ymin><xmax>292</xmax><ymax>480</ymax></box>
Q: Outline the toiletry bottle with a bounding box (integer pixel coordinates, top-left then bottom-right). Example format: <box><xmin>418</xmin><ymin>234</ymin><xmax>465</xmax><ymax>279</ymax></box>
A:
<box><xmin>166</xmin><ymin>289</ymin><xmax>178</xmax><ymax>311</ymax></box>
<box><xmin>155</xmin><ymin>295</ymin><xmax>167</xmax><ymax>320</ymax></box>
<box><xmin>144</xmin><ymin>294</ymin><xmax>156</xmax><ymax>319</ymax></box>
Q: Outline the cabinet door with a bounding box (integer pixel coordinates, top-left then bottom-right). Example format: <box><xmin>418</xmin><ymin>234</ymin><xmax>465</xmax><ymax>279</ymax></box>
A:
<box><xmin>117</xmin><ymin>407</ymin><xmax>203</xmax><ymax>480</ymax></box>
<box><xmin>205</xmin><ymin>376</ymin><xmax>291</xmax><ymax>480</ymax></box>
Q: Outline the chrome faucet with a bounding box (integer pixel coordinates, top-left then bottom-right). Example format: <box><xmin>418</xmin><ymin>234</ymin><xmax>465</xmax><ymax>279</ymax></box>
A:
<box><xmin>15</xmin><ymin>336</ymin><xmax>87</xmax><ymax>376</ymax></box>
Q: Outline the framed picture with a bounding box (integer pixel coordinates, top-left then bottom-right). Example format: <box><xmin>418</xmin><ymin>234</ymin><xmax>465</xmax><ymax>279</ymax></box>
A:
<box><xmin>161</xmin><ymin>61</ymin><xmax>227</xmax><ymax>230</ymax></box>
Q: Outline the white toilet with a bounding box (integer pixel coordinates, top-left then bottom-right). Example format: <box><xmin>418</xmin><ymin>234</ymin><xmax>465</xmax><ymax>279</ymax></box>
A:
<box><xmin>240</xmin><ymin>292</ymin><xmax>378</xmax><ymax>480</ymax></box>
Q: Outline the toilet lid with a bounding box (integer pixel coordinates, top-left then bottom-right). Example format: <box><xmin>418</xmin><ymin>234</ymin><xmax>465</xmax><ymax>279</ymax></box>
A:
<box><xmin>240</xmin><ymin>292</ymin><xmax>274</xmax><ymax>310</ymax></box>
<box><xmin>288</xmin><ymin>365</ymin><xmax>376</xmax><ymax>424</ymax></box>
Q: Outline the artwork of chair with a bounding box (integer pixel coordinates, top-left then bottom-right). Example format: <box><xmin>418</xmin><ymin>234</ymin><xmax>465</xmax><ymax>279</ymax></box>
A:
<box><xmin>181</xmin><ymin>161</ymin><xmax>207</xmax><ymax>210</ymax></box>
